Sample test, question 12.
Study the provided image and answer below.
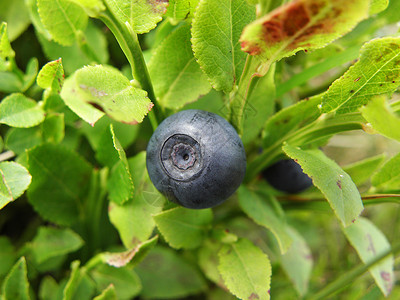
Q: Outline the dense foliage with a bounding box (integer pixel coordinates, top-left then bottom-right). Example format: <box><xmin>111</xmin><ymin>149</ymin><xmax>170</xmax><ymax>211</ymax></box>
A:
<box><xmin>0</xmin><ymin>0</ymin><xmax>400</xmax><ymax>299</ymax></box>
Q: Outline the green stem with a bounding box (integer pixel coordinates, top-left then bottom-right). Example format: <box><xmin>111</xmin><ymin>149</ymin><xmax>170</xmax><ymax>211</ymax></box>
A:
<box><xmin>245</xmin><ymin>103</ymin><xmax>366</xmax><ymax>182</ymax></box>
<box><xmin>308</xmin><ymin>241</ymin><xmax>400</xmax><ymax>300</ymax></box>
<box><xmin>98</xmin><ymin>9</ymin><xmax>161</xmax><ymax>130</ymax></box>
<box><xmin>230</xmin><ymin>55</ymin><xmax>266</xmax><ymax>135</ymax></box>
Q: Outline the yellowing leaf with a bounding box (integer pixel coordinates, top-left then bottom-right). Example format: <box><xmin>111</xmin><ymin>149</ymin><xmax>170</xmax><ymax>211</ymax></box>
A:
<box><xmin>240</xmin><ymin>0</ymin><xmax>369</xmax><ymax>64</ymax></box>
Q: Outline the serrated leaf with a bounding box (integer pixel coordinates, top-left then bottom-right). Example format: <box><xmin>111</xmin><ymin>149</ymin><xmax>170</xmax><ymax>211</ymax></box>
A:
<box><xmin>102</xmin><ymin>235</ymin><xmax>158</xmax><ymax>268</ymax></box>
<box><xmin>343</xmin><ymin>217</ymin><xmax>394</xmax><ymax>296</ymax></box>
<box><xmin>192</xmin><ymin>0</ymin><xmax>255</xmax><ymax>92</ymax></box>
<box><xmin>109</xmin><ymin>152</ymin><xmax>163</xmax><ymax>248</ymax></box>
<box><xmin>60</xmin><ymin>65</ymin><xmax>153</xmax><ymax>125</ymax></box>
<box><xmin>25</xmin><ymin>0</ymin><xmax>52</xmax><ymax>40</ymax></box>
<box><xmin>93</xmin><ymin>285</ymin><xmax>117</xmax><ymax>300</ymax></box>
<box><xmin>37</xmin><ymin>59</ymin><xmax>65</xmax><ymax>93</ymax></box>
<box><xmin>361</xmin><ymin>95</ymin><xmax>400</xmax><ymax>142</ymax></box>
<box><xmin>371</xmin><ymin>152</ymin><xmax>400</xmax><ymax>188</ymax></box>
<box><xmin>238</xmin><ymin>185</ymin><xmax>292</xmax><ymax>254</ymax></box>
<box><xmin>104</xmin><ymin>0</ymin><xmax>167</xmax><ymax>34</ymax></box>
<box><xmin>283</xmin><ymin>144</ymin><xmax>363</xmax><ymax>226</ymax></box>
<box><xmin>280</xmin><ymin>227</ymin><xmax>313</xmax><ymax>297</ymax></box>
<box><xmin>22</xmin><ymin>58</ymin><xmax>39</xmax><ymax>92</ymax></box>
<box><xmin>38</xmin><ymin>0</ymin><xmax>88</xmax><ymax>46</ymax></box>
<box><xmin>262</xmin><ymin>95</ymin><xmax>321</xmax><ymax>148</ymax></box>
<box><xmin>154</xmin><ymin>207</ymin><xmax>213</xmax><ymax>249</ymax></box>
<box><xmin>0</xmin><ymin>162</ymin><xmax>31</xmax><ymax>210</ymax></box>
<box><xmin>0</xmin><ymin>22</ymin><xmax>15</xmax><ymax>60</ymax></box>
<box><xmin>0</xmin><ymin>93</ymin><xmax>45</xmax><ymax>128</ymax></box>
<box><xmin>218</xmin><ymin>238</ymin><xmax>271</xmax><ymax>300</ymax></box>
<box><xmin>343</xmin><ymin>154</ymin><xmax>386</xmax><ymax>186</ymax></box>
<box><xmin>149</xmin><ymin>23</ymin><xmax>210</xmax><ymax>109</ymax></box>
<box><xmin>31</xmin><ymin>227</ymin><xmax>84</xmax><ymax>264</ymax></box>
<box><xmin>321</xmin><ymin>37</ymin><xmax>400</xmax><ymax>114</ymax></box>
<box><xmin>240</xmin><ymin>0</ymin><xmax>369</xmax><ymax>64</ymax></box>
<box><xmin>136</xmin><ymin>246</ymin><xmax>207</xmax><ymax>299</ymax></box>
<box><xmin>27</xmin><ymin>144</ymin><xmax>92</xmax><ymax>226</ymax></box>
<box><xmin>90</xmin><ymin>264</ymin><xmax>141</xmax><ymax>300</ymax></box>
<box><xmin>166</xmin><ymin>0</ymin><xmax>199</xmax><ymax>21</ymax></box>
<box><xmin>1</xmin><ymin>257</ymin><xmax>30</xmax><ymax>300</ymax></box>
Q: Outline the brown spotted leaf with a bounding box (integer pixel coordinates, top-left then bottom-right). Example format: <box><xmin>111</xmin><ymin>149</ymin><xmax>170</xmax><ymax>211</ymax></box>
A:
<box><xmin>218</xmin><ymin>238</ymin><xmax>271</xmax><ymax>300</ymax></box>
<box><xmin>240</xmin><ymin>0</ymin><xmax>369</xmax><ymax>63</ymax></box>
<box><xmin>343</xmin><ymin>217</ymin><xmax>394</xmax><ymax>296</ymax></box>
<box><xmin>60</xmin><ymin>65</ymin><xmax>153</xmax><ymax>125</ymax></box>
<box><xmin>321</xmin><ymin>38</ymin><xmax>400</xmax><ymax>114</ymax></box>
<box><xmin>283</xmin><ymin>144</ymin><xmax>363</xmax><ymax>227</ymax></box>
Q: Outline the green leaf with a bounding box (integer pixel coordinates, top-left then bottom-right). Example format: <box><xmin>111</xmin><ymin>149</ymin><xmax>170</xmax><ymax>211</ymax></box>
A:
<box><xmin>25</xmin><ymin>0</ymin><xmax>52</xmax><ymax>40</ymax></box>
<box><xmin>109</xmin><ymin>152</ymin><xmax>163</xmax><ymax>248</ymax></box>
<box><xmin>90</xmin><ymin>264</ymin><xmax>141</xmax><ymax>300</ymax></box>
<box><xmin>0</xmin><ymin>237</ymin><xmax>16</xmax><ymax>277</ymax></box>
<box><xmin>343</xmin><ymin>154</ymin><xmax>386</xmax><ymax>186</ymax></box>
<box><xmin>238</xmin><ymin>185</ymin><xmax>292</xmax><ymax>254</ymax></box>
<box><xmin>0</xmin><ymin>93</ymin><xmax>45</xmax><ymax>128</ymax></box>
<box><xmin>38</xmin><ymin>276</ymin><xmax>60</xmax><ymax>300</ymax></box>
<box><xmin>22</xmin><ymin>58</ymin><xmax>39</xmax><ymax>92</ymax></box>
<box><xmin>361</xmin><ymin>95</ymin><xmax>400</xmax><ymax>142</ymax></box>
<box><xmin>240</xmin><ymin>0</ymin><xmax>369</xmax><ymax>64</ymax></box>
<box><xmin>371</xmin><ymin>152</ymin><xmax>400</xmax><ymax>188</ymax></box>
<box><xmin>0</xmin><ymin>162</ymin><xmax>31</xmax><ymax>210</ymax></box>
<box><xmin>31</xmin><ymin>227</ymin><xmax>84</xmax><ymax>264</ymax></box>
<box><xmin>106</xmin><ymin>125</ymin><xmax>134</xmax><ymax>205</ymax></box>
<box><xmin>102</xmin><ymin>236</ymin><xmax>158</xmax><ymax>268</ymax></box>
<box><xmin>280</xmin><ymin>227</ymin><xmax>313</xmax><ymax>297</ymax></box>
<box><xmin>0</xmin><ymin>22</ymin><xmax>15</xmax><ymax>60</ymax></box>
<box><xmin>218</xmin><ymin>238</ymin><xmax>271</xmax><ymax>300</ymax></box>
<box><xmin>27</xmin><ymin>144</ymin><xmax>92</xmax><ymax>226</ymax></box>
<box><xmin>149</xmin><ymin>23</ymin><xmax>210</xmax><ymax>109</ymax></box>
<box><xmin>41</xmin><ymin>114</ymin><xmax>65</xmax><ymax>144</ymax></box>
<box><xmin>321</xmin><ymin>37</ymin><xmax>400</xmax><ymax>114</ymax></box>
<box><xmin>369</xmin><ymin>0</ymin><xmax>389</xmax><ymax>15</ymax></box>
<box><xmin>166</xmin><ymin>0</ymin><xmax>199</xmax><ymax>21</ymax></box>
<box><xmin>37</xmin><ymin>21</ymin><xmax>108</xmax><ymax>74</ymax></box>
<box><xmin>136</xmin><ymin>246</ymin><xmax>207</xmax><ymax>299</ymax></box>
<box><xmin>191</xmin><ymin>0</ymin><xmax>255</xmax><ymax>92</ymax></box>
<box><xmin>241</xmin><ymin>64</ymin><xmax>275</xmax><ymax>144</ymax></box>
<box><xmin>1</xmin><ymin>257</ymin><xmax>30</xmax><ymax>300</ymax></box>
<box><xmin>342</xmin><ymin>217</ymin><xmax>394</xmax><ymax>296</ymax></box>
<box><xmin>104</xmin><ymin>0</ymin><xmax>167</xmax><ymax>34</ymax></box>
<box><xmin>60</xmin><ymin>65</ymin><xmax>153</xmax><ymax>125</ymax></box>
<box><xmin>70</xmin><ymin>0</ymin><xmax>105</xmax><ymax>17</ymax></box>
<box><xmin>4</xmin><ymin>127</ymin><xmax>42</xmax><ymax>155</ymax></box>
<box><xmin>37</xmin><ymin>59</ymin><xmax>65</xmax><ymax>93</ymax></box>
<box><xmin>283</xmin><ymin>144</ymin><xmax>363</xmax><ymax>226</ymax></box>
<box><xmin>37</xmin><ymin>0</ymin><xmax>88</xmax><ymax>46</ymax></box>
<box><xmin>153</xmin><ymin>207</ymin><xmax>213</xmax><ymax>249</ymax></box>
<box><xmin>198</xmin><ymin>240</ymin><xmax>226</xmax><ymax>289</ymax></box>
<box><xmin>63</xmin><ymin>261</ymin><xmax>82</xmax><ymax>300</ymax></box>
<box><xmin>262</xmin><ymin>95</ymin><xmax>321</xmax><ymax>148</ymax></box>
<box><xmin>93</xmin><ymin>285</ymin><xmax>117</xmax><ymax>300</ymax></box>
<box><xmin>0</xmin><ymin>0</ymin><xmax>30</xmax><ymax>41</ymax></box>
<box><xmin>0</xmin><ymin>72</ymin><xmax>22</xmax><ymax>93</ymax></box>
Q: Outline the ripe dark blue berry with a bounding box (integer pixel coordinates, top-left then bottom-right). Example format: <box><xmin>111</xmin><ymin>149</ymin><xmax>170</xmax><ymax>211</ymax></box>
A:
<box><xmin>262</xmin><ymin>159</ymin><xmax>312</xmax><ymax>194</ymax></box>
<box><xmin>146</xmin><ymin>109</ymin><xmax>246</xmax><ymax>209</ymax></box>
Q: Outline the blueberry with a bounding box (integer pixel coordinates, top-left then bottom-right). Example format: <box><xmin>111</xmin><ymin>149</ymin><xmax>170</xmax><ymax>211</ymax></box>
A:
<box><xmin>262</xmin><ymin>159</ymin><xmax>312</xmax><ymax>194</ymax></box>
<box><xmin>146</xmin><ymin>109</ymin><xmax>246</xmax><ymax>209</ymax></box>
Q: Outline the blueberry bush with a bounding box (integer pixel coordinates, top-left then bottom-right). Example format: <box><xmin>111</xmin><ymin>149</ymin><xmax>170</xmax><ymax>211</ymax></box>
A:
<box><xmin>0</xmin><ymin>0</ymin><xmax>400</xmax><ymax>299</ymax></box>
